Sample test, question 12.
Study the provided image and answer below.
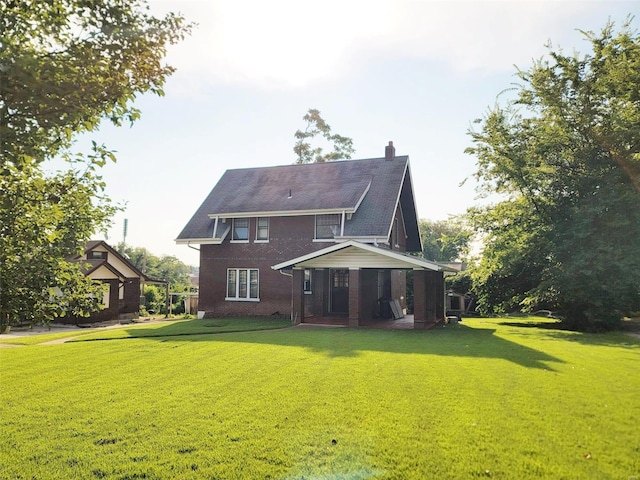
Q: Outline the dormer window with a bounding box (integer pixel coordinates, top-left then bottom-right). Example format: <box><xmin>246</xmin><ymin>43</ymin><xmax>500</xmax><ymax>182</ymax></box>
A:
<box><xmin>315</xmin><ymin>214</ymin><xmax>341</xmax><ymax>239</ymax></box>
<box><xmin>232</xmin><ymin>218</ymin><xmax>249</xmax><ymax>241</ymax></box>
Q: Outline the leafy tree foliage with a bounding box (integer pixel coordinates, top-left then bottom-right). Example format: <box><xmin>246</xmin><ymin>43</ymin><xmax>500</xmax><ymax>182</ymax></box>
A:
<box><xmin>419</xmin><ymin>218</ymin><xmax>471</xmax><ymax>262</ymax></box>
<box><xmin>293</xmin><ymin>108</ymin><xmax>355</xmax><ymax>163</ymax></box>
<box><xmin>141</xmin><ymin>285</ymin><xmax>167</xmax><ymax>315</ymax></box>
<box><xmin>466</xmin><ymin>19</ymin><xmax>640</xmax><ymax>330</ymax></box>
<box><xmin>114</xmin><ymin>244</ymin><xmax>194</xmax><ymax>315</ymax></box>
<box><xmin>0</xmin><ymin>0</ymin><xmax>190</xmax><ymax>327</ymax></box>
<box><xmin>0</xmin><ymin>161</ymin><xmax>117</xmax><ymax>326</ymax></box>
<box><xmin>1</xmin><ymin>0</ymin><xmax>191</xmax><ymax>168</ymax></box>
<box><xmin>114</xmin><ymin>244</ymin><xmax>192</xmax><ymax>291</ymax></box>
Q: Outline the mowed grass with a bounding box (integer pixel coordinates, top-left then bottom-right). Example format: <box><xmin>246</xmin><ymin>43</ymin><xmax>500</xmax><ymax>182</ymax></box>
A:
<box><xmin>1</xmin><ymin>317</ymin><xmax>638</xmax><ymax>479</ymax></box>
<box><xmin>0</xmin><ymin>317</ymin><xmax>291</xmax><ymax>345</ymax></box>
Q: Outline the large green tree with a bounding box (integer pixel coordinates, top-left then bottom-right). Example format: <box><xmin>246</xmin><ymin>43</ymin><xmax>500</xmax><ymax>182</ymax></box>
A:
<box><xmin>0</xmin><ymin>0</ymin><xmax>191</xmax><ymax>327</ymax></box>
<box><xmin>114</xmin><ymin>244</ymin><xmax>193</xmax><ymax>315</ymax></box>
<box><xmin>114</xmin><ymin>244</ymin><xmax>192</xmax><ymax>290</ymax></box>
<box><xmin>467</xmin><ymin>19</ymin><xmax>640</xmax><ymax>330</ymax></box>
<box><xmin>293</xmin><ymin>108</ymin><xmax>355</xmax><ymax>164</ymax></box>
<box><xmin>0</xmin><ymin>160</ymin><xmax>118</xmax><ymax>326</ymax></box>
<box><xmin>419</xmin><ymin>218</ymin><xmax>471</xmax><ymax>262</ymax></box>
<box><xmin>1</xmin><ymin>0</ymin><xmax>190</xmax><ymax>168</ymax></box>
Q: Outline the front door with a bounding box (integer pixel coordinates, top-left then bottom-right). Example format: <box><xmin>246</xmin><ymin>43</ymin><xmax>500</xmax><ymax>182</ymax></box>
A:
<box><xmin>330</xmin><ymin>269</ymin><xmax>349</xmax><ymax>314</ymax></box>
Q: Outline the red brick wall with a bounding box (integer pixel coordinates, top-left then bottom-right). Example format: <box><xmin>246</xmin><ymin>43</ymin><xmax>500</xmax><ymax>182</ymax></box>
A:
<box><xmin>120</xmin><ymin>279</ymin><xmax>141</xmax><ymax>315</ymax></box>
<box><xmin>199</xmin><ymin>216</ymin><xmax>332</xmax><ymax>317</ymax></box>
<box><xmin>198</xmin><ymin>214</ymin><xmax>414</xmax><ymax>320</ymax></box>
<box><xmin>413</xmin><ymin>270</ymin><xmax>444</xmax><ymax>328</ymax></box>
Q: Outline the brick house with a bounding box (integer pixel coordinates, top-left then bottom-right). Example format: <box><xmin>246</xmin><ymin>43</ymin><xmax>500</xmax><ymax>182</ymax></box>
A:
<box><xmin>176</xmin><ymin>142</ymin><xmax>453</xmax><ymax>328</ymax></box>
<box><xmin>66</xmin><ymin>241</ymin><xmax>163</xmax><ymax>323</ymax></box>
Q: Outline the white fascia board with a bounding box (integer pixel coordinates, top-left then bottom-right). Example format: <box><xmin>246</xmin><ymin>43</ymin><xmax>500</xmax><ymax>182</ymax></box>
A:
<box><xmin>351</xmin><ymin>179</ymin><xmax>372</xmax><ymax>213</ymax></box>
<box><xmin>404</xmin><ymin>159</ymin><xmax>423</xmax><ymax>252</ymax></box>
<box><xmin>175</xmin><ymin>238</ymin><xmax>224</xmax><ymax>245</ymax></box>
<box><xmin>207</xmin><ymin>208</ymin><xmax>357</xmax><ymax>219</ymax></box>
<box><xmin>272</xmin><ymin>239</ymin><xmax>449</xmax><ymax>271</ymax></box>
<box><xmin>334</xmin><ymin>236</ymin><xmax>388</xmax><ymax>245</ymax></box>
<box><xmin>386</xmin><ymin>159</ymin><xmax>409</xmax><ymax>241</ymax></box>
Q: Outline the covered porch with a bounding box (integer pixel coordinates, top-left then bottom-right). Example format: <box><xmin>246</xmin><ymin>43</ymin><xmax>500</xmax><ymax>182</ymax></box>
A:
<box><xmin>299</xmin><ymin>314</ymin><xmax>417</xmax><ymax>329</ymax></box>
<box><xmin>272</xmin><ymin>240</ymin><xmax>454</xmax><ymax>329</ymax></box>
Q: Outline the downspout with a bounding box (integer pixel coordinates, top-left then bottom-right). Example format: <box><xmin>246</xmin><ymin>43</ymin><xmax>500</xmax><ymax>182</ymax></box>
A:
<box><xmin>187</xmin><ymin>242</ymin><xmax>200</xmax><ymax>252</ymax></box>
<box><xmin>278</xmin><ymin>268</ymin><xmax>294</xmax><ymax>323</ymax></box>
<box><xmin>341</xmin><ymin>210</ymin><xmax>346</xmax><ymax>237</ymax></box>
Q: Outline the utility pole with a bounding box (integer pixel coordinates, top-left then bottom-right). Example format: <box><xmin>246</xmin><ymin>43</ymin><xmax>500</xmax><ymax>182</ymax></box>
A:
<box><xmin>122</xmin><ymin>218</ymin><xmax>128</xmax><ymax>247</ymax></box>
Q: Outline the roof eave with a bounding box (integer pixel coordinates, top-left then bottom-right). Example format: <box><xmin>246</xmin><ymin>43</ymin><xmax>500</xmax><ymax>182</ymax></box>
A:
<box><xmin>272</xmin><ymin>240</ymin><xmax>448</xmax><ymax>271</ymax></box>
<box><xmin>207</xmin><ymin>208</ymin><xmax>358</xmax><ymax>219</ymax></box>
<box><xmin>175</xmin><ymin>238</ymin><xmax>224</xmax><ymax>245</ymax></box>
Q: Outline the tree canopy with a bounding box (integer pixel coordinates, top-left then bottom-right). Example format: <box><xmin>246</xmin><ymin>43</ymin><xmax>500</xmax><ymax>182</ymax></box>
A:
<box><xmin>466</xmin><ymin>18</ymin><xmax>640</xmax><ymax>330</ymax></box>
<box><xmin>1</xmin><ymin>0</ymin><xmax>190</xmax><ymax>169</ymax></box>
<box><xmin>293</xmin><ymin>108</ymin><xmax>355</xmax><ymax>163</ymax></box>
<box><xmin>0</xmin><ymin>0</ymin><xmax>191</xmax><ymax>327</ymax></box>
<box><xmin>114</xmin><ymin>244</ymin><xmax>193</xmax><ymax>290</ymax></box>
<box><xmin>419</xmin><ymin>218</ymin><xmax>471</xmax><ymax>262</ymax></box>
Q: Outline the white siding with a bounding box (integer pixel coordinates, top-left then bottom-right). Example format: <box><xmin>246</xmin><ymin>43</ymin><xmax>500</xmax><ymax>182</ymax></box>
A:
<box><xmin>300</xmin><ymin>246</ymin><xmax>419</xmax><ymax>269</ymax></box>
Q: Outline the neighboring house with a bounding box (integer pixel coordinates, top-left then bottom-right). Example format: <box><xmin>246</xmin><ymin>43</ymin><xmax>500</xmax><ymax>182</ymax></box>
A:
<box><xmin>176</xmin><ymin>142</ymin><xmax>454</xmax><ymax>328</ymax></box>
<box><xmin>66</xmin><ymin>241</ymin><xmax>162</xmax><ymax>324</ymax></box>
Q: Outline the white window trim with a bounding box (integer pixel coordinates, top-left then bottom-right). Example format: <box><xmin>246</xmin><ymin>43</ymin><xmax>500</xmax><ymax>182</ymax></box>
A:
<box><xmin>226</xmin><ymin>268</ymin><xmax>260</xmax><ymax>302</ymax></box>
<box><xmin>255</xmin><ymin>217</ymin><xmax>269</xmax><ymax>243</ymax></box>
<box><xmin>231</xmin><ymin>218</ymin><xmax>250</xmax><ymax>243</ymax></box>
<box><xmin>314</xmin><ymin>214</ymin><xmax>342</xmax><ymax>240</ymax></box>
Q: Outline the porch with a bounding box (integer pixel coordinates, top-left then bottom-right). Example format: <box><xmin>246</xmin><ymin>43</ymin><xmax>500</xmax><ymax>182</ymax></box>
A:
<box><xmin>298</xmin><ymin>314</ymin><xmax>421</xmax><ymax>330</ymax></box>
<box><xmin>273</xmin><ymin>241</ymin><xmax>456</xmax><ymax>329</ymax></box>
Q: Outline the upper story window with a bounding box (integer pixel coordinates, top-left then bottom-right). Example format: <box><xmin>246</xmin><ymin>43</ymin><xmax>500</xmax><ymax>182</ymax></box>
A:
<box><xmin>88</xmin><ymin>251</ymin><xmax>107</xmax><ymax>260</ymax></box>
<box><xmin>256</xmin><ymin>217</ymin><xmax>269</xmax><ymax>241</ymax></box>
<box><xmin>232</xmin><ymin>218</ymin><xmax>249</xmax><ymax>241</ymax></box>
<box><xmin>315</xmin><ymin>214</ymin><xmax>341</xmax><ymax>239</ymax></box>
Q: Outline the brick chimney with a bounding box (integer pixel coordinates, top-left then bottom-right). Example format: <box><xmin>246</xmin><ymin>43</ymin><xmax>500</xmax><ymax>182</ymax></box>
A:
<box><xmin>385</xmin><ymin>141</ymin><xmax>395</xmax><ymax>161</ymax></box>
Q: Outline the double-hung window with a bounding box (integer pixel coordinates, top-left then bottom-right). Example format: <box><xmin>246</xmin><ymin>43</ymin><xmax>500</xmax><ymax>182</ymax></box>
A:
<box><xmin>232</xmin><ymin>218</ymin><xmax>249</xmax><ymax>241</ymax></box>
<box><xmin>256</xmin><ymin>217</ymin><xmax>269</xmax><ymax>241</ymax></box>
<box><xmin>226</xmin><ymin>268</ymin><xmax>259</xmax><ymax>301</ymax></box>
<box><xmin>315</xmin><ymin>214</ymin><xmax>341</xmax><ymax>239</ymax></box>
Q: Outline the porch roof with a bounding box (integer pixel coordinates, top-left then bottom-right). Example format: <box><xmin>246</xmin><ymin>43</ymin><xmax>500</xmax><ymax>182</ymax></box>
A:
<box><xmin>271</xmin><ymin>240</ymin><xmax>457</xmax><ymax>272</ymax></box>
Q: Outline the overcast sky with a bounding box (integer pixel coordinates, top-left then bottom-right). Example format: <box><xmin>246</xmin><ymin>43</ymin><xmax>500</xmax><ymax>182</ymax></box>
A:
<box><xmin>59</xmin><ymin>0</ymin><xmax>637</xmax><ymax>265</ymax></box>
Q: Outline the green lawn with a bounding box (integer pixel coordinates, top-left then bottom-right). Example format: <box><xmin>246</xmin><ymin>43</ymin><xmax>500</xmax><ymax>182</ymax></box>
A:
<box><xmin>1</xmin><ymin>317</ymin><xmax>638</xmax><ymax>479</ymax></box>
<box><xmin>0</xmin><ymin>317</ymin><xmax>291</xmax><ymax>345</ymax></box>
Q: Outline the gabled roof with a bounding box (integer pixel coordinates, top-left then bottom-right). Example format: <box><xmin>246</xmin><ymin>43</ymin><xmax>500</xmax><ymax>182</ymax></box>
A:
<box><xmin>71</xmin><ymin>241</ymin><xmax>166</xmax><ymax>283</ymax></box>
<box><xmin>271</xmin><ymin>240</ymin><xmax>456</xmax><ymax>272</ymax></box>
<box><xmin>176</xmin><ymin>154</ymin><xmax>422</xmax><ymax>251</ymax></box>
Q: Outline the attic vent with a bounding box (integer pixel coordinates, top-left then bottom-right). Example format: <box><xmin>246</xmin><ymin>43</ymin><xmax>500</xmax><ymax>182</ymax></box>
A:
<box><xmin>385</xmin><ymin>141</ymin><xmax>395</xmax><ymax>161</ymax></box>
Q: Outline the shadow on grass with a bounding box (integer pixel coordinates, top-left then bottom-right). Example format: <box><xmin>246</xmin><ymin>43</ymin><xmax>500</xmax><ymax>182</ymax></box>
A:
<box><xmin>112</xmin><ymin>321</ymin><xmax>564</xmax><ymax>370</ymax></box>
<box><xmin>498</xmin><ymin>320</ymin><xmax>640</xmax><ymax>349</ymax></box>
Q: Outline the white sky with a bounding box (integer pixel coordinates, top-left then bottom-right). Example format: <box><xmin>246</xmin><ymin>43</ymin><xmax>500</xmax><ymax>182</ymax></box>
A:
<box><xmin>64</xmin><ymin>0</ymin><xmax>637</xmax><ymax>265</ymax></box>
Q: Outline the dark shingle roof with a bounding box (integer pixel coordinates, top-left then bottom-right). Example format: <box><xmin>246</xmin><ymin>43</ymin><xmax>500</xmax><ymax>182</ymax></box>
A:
<box><xmin>177</xmin><ymin>156</ymin><xmax>419</xmax><ymax>248</ymax></box>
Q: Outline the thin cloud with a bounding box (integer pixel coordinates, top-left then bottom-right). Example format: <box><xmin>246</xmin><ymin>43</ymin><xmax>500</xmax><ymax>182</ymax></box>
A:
<box><xmin>152</xmin><ymin>0</ymin><xmax>633</xmax><ymax>92</ymax></box>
